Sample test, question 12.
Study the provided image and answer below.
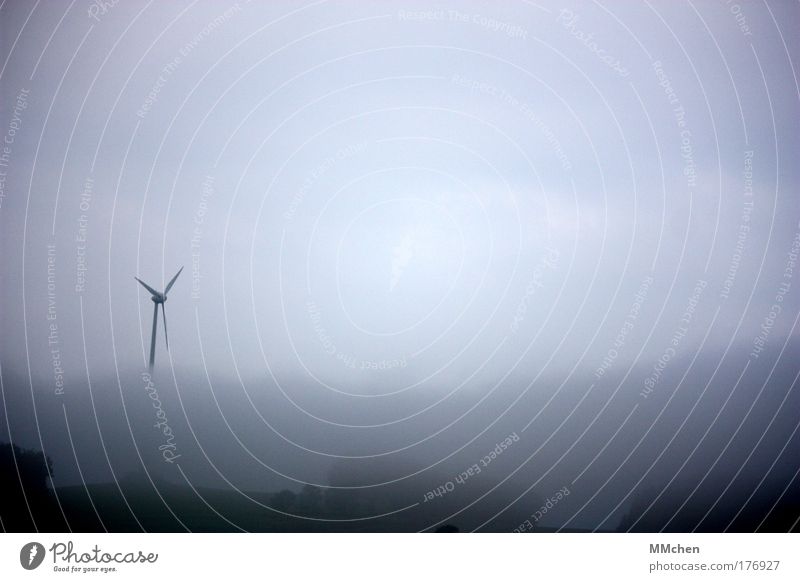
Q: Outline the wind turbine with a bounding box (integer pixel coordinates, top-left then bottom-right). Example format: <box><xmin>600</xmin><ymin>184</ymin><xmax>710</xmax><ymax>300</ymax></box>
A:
<box><xmin>135</xmin><ymin>267</ymin><xmax>183</xmax><ymax>370</ymax></box>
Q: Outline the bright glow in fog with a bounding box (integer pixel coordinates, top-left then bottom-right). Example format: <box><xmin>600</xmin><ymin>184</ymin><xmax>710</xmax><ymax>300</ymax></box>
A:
<box><xmin>335</xmin><ymin>197</ymin><xmax>467</xmax><ymax>335</ymax></box>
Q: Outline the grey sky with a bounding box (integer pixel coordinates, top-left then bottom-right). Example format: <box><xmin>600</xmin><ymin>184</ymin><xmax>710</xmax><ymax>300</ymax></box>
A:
<box><xmin>1</xmin><ymin>1</ymin><xmax>799</xmax><ymax>531</ymax></box>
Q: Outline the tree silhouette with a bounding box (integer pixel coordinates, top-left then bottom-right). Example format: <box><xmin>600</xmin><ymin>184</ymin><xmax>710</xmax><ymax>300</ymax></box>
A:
<box><xmin>271</xmin><ymin>489</ymin><xmax>297</xmax><ymax>513</ymax></box>
<box><xmin>0</xmin><ymin>442</ymin><xmax>57</xmax><ymax>531</ymax></box>
<box><xmin>295</xmin><ymin>485</ymin><xmax>324</xmax><ymax>516</ymax></box>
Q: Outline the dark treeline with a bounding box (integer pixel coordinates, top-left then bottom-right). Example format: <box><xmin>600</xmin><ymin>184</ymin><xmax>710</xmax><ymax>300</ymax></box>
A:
<box><xmin>2</xmin><ymin>440</ymin><xmax>797</xmax><ymax>532</ymax></box>
<box><xmin>0</xmin><ymin>441</ymin><xmax>540</xmax><ymax>532</ymax></box>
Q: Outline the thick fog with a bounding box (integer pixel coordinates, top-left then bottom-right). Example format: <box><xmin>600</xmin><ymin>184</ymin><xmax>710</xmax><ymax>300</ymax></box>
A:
<box><xmin>1</xmin><ymin>1</ymin><xmax>799</xmax><ymax>532</ymax></box>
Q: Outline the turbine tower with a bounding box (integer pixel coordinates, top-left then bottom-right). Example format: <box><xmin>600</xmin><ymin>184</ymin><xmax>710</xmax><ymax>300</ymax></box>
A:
<box><xmin>135</xmin><ymin>267</ymin><xmax>183</xmax><ymax>370</ymax></box>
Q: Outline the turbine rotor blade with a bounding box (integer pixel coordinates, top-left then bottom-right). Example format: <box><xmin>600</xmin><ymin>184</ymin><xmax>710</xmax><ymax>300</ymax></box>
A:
<box><xmin>161</xmin><ymin>302</ymin><xmax>169</xmax><ymax>350</ymax></box>
<box><xmin>164</xmin><ymin>266</ymin><xmax>183</xmax><ymax>295</ymax></box>
<box><xmin>135</xmin><ymin>277</ymin><xmax>160</xmax><ymax>297</ymax></box>
<box><xmin>149</xmin><ymin>302</ymin><xmax>158</xmax><ymax>369</ymax></box>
